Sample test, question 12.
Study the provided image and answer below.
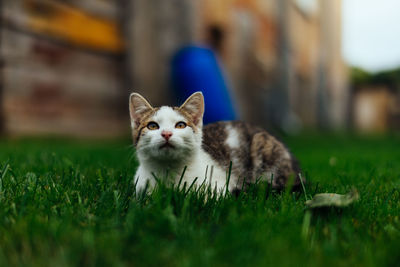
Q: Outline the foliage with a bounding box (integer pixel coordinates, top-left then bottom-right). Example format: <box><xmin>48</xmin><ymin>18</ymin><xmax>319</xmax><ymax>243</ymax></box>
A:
<box><xmin>0</xmin><ymin>135</ymin><xmax>399</xmax><ymax>266</ymax></box>
<box><xmin>351</xmin><ymin>66</ymin><xmax>400</xmax><ymax>89</ymax></box>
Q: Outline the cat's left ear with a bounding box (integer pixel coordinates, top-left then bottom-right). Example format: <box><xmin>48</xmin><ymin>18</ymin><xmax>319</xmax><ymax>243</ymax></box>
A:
<box><xmin>179</xmin><ymin>92</ymin><xmax>204</xmax><ymax>126</ymax></box>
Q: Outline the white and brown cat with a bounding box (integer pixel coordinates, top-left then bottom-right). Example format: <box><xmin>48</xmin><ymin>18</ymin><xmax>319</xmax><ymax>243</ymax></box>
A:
<box><xmin>129</xmin><ymin>92</ymin><xmax>301</xmax><ymax>193</ymax></box>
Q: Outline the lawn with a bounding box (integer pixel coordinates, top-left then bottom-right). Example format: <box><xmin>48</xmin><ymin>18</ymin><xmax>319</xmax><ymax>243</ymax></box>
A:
<box><xmin>0</xmin><ymin>134</ymin><xmax>399</xmax><ymax>266</ymax></box>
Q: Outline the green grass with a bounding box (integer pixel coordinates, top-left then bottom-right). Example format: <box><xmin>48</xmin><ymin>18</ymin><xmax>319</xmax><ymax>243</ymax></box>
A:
<box><xmin>0</xmin><ymin>134</ymin><xmax>399</xmax><ymax>266</ymax></box>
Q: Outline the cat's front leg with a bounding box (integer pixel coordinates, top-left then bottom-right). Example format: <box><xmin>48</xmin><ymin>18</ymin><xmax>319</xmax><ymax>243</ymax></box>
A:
<box><xmin>134</xmin><ymin>167</ymin><xmax>155</xmax><ymax>193</ymax></box>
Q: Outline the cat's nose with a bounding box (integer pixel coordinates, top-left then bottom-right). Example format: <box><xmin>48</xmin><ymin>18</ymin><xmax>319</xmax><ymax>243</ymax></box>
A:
<box><xmin>161</xmin><ymin>130</ymin><xmax>173</xmax><ymax>141</ymax></box>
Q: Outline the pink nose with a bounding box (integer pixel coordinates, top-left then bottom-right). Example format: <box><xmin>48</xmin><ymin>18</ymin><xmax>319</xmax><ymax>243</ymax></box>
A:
<box><xmin>161</xmin><ymin>130</ymin><xmax>173</xmax><ymax>141</ymax></box>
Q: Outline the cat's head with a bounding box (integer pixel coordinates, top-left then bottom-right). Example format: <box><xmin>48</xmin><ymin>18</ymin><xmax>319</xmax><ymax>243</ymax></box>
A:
<box><xmin>129</xmin><ymin>92</ymin><xmax>204</xmax><ymax>162</ymax></box>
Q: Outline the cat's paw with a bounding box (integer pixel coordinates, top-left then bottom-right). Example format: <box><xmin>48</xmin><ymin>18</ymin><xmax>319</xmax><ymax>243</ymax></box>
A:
<box><xmin>133</xmin><ymin>177</ymin><xmax>153</xmax><ymax>194</ymax></box>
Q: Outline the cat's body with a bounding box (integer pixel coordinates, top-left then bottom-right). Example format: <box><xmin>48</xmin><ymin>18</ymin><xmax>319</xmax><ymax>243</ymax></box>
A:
<box><xmin>130</xmin><ymin>92</ymin><xmax>301</xmax><ymax>193</ymax></box>
<box><xmin>202</xmin><ymin>121</ymin><xmax>301</xmax><ymax>190</ymax></box>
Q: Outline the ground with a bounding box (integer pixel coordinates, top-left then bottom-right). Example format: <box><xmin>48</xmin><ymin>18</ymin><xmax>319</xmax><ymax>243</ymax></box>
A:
<box><xmin>0</xmin><ymin>134</ymin><xmax>399</xmax><ymax>266</ymax></box>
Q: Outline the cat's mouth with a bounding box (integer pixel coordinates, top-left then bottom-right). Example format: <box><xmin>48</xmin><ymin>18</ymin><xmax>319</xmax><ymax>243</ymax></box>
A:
<box><xmin>160</xmin><ymin>142</ymin><xmax>175</xmax><ymax>149</ymax></box>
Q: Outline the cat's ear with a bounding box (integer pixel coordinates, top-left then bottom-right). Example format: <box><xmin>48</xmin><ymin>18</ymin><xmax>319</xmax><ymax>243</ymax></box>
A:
<box><xmin>129</xmin><ymin>93</ymin><xmax>153</xmax><ymax>128</ymax></box>
<box><xmin>179</xmin><ymin>92</ymin><xmax>204</xmax><ymax>126</ymax></box>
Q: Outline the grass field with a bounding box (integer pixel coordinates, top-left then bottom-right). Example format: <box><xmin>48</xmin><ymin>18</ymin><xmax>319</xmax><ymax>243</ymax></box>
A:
<box><xmin>0</xmin><ymin>134</ymin><xmax>399</xmax><ymax>266</ymax></box>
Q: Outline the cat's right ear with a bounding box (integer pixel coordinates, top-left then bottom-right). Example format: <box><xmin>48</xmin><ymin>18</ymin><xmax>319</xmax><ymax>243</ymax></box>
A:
<box><xmin>179</xmin><ymin>92</ymin><xmax>204</xmax><ymax>126</ymax></box>
<box><xmin>129</xmin><ymin>93</ymin><xmax>154</xmax><ymax>128</ymax></box>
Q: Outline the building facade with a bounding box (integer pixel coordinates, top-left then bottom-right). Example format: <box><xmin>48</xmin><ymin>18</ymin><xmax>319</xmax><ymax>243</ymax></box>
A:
<box><xmin>0</xmin><ymin>0</ymin><xmax>348</xmax><ymax>137</ymax></box>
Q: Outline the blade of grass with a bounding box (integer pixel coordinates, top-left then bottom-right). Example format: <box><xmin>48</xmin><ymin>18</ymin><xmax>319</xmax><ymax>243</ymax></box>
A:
<box><xmin>177</xmin><ymin>166</ymin><xmax>187</xmax><ymax>189</ymax></box>
<box><xmin>225</xmin><ymin>161</ymin><xmax>232</xmax><ymax>194</ymax></box>
<box><xmin>299</xmin><ymin>173</ymin><xmax>309</xmax><ymax>200</ymax></box>
<box><xmin>184</xmin><ymin>177</ymin><xmax>198</xmax><ymax>197</ymax></box>
<box><xmin>0</xmin><ymin>161</ymin><xmax>10</xmax><ymax>191</ymax></box>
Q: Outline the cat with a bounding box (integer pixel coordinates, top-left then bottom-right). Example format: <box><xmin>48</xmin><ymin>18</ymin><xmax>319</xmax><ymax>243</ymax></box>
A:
<box><xmin>129</xmin><ymin>91</ymin><xmax>302</xmax><ymax>193</ymax></box>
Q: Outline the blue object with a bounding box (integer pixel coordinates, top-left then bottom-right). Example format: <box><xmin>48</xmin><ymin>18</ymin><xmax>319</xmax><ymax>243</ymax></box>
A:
<box><xmin>171</xmin><ymin>46</ymin><xmax>237</xmax><ymax>124</ymax></box>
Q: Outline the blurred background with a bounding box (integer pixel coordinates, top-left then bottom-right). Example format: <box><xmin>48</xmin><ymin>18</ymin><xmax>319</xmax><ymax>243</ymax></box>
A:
<box><xmin>0</xmin><ymin>0</ymin><xmax>399</xmax><ymax>138</ymax></box>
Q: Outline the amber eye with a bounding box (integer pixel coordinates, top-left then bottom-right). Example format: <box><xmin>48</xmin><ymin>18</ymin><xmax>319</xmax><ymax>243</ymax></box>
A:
<box><xmin>175</xmin><ymin>121</ymin><xmax>187</xmax><ymax>129</ymax></box>
<box><xmin>147</xmin><ymin>122</ymin><xmax>159</xmax><ymax>130</ymax></box>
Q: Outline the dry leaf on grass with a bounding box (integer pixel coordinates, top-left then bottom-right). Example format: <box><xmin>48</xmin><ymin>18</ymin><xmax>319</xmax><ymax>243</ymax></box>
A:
<box><xmin>305</xmin><ymin>190</ymin><xmax>359</xmax><ymax>208</ymax></box>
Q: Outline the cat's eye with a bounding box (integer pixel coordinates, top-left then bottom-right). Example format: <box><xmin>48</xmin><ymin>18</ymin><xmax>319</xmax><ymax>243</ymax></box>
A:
<box><xmin>147</xmin><ymin>122</ymin><xmax>159</xmax><ymax>130</ymax></box>
<box><xmin>175</xmin><ymin>121</ymin><xmax>187</xmax><ymax>129</ymax></box>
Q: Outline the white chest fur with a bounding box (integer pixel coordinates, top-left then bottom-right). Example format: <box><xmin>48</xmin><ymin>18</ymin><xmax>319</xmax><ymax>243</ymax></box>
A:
<box><xmin>134</xmin><ymin>149</ymin><xmax>234</xmax><ymax>193</ymax></box>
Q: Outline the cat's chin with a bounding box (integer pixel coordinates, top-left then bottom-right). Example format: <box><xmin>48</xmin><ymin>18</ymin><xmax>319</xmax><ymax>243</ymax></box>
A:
<box><xmin>159</xmin><ymin>142</ymin><xmax>175</xmax><ymax>150</ymax></box>
<box><xmin>145</xmin><ymin>145</ymin><xmax>190</xmax><ymax>165</ymax></box>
